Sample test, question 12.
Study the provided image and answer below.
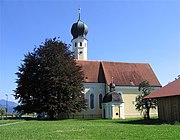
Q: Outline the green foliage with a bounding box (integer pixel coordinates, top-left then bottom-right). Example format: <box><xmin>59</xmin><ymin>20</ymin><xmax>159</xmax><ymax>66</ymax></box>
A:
<box><xmin>0</xmin><ymin>107</ymin><xmax>6</xmax><ymax>116</ymax></box>
<box><xmin>135</xmin><ymin>80</ymin><xmax>157</xmax><ymax>119</ymax></box>
<box><xmin>14</xmin><ymin>37</ymin><xmax>86</xmax><ymax>119</ymax></box>
<box><xmin>0</xmin><ymin>119</ymin><xmax>179</xmax><ymax>139</ymax></box>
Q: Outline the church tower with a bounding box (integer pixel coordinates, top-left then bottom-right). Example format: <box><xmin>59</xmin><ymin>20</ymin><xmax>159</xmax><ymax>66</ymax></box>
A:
<box><xmin>71</xmin><ymin>9</ymin><xmax>88</xmax><ymax>60</ymax></box>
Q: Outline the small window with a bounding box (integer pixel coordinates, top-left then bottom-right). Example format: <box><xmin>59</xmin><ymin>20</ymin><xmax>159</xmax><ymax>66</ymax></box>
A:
<box><xmin>99</xmin><ymin>94</ymin><xmax>103</xmax><ymax>109</ymax></box>
<box><xmin>79</xmin><ymin>51</ymin><xmax>83</xmax><ymax>55</ymax></box>
<box><xmin>90</xmin><ymin>87</ymin><xmax>94</xmax><ymax>93</ymax></box>
<box><xmin>116</xmin><ymin>113</ymin><xmax>119</xmax><ymax>116</ymax></box>
<box><xmin>90</xmin><ymin>94</ymin><xmax>94</xmax><ymax>109</ymax></box>
<box><xmin>80</xmin><ymin>42</ymin><xmax>82</xmax><ymax>46</ymax></box>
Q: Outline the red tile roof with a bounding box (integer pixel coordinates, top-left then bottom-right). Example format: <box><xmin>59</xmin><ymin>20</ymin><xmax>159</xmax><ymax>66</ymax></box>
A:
<box><xmin>101</xmin><ymin>61</ymin><xmax>161</xmax><ymax>86</ymax></box>
<box><xmin>144</xmin><ymin>78</ymin><xmax>180</xmax><ymax>99</ymax></box>
<box><xmin>76</xmin><ymin>60</ymin><xmax>105</xmax><ymax>83</ymax></box>
<box><xmin>76</xmin><ymin>60</ymin><xmax>161</xmax><ymax>87</ymax></box>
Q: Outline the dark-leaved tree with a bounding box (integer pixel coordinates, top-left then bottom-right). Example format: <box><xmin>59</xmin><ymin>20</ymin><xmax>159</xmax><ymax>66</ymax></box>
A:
<box><xmin>14</xmin><ymin>38</ymin><xmax>86</xmax><ymax>119</ymax></box>
<box><xmin>135</xmin><ymin>80</ymin><xmax>157</xmax><ymax>119</ymax></box>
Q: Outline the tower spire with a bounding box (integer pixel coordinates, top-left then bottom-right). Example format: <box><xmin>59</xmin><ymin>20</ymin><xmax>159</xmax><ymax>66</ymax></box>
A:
<box><xmin>71</xmin><ymin>8</ymin><xmax>88</xmax><ymax>60</ymax></box>
<box><xmin>78</xmin><ymin>8</ymin><xmax>81</xmax><ymax>20</ymax></box>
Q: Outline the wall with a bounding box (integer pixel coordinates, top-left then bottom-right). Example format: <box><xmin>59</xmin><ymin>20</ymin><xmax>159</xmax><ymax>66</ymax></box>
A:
<box><xmin>102</xmin><ymin>102</ymin><xmax>124</xmax><ymax>119</ymax></box>
<box><xmin>158</xmin><ymin>96</ymin><xmax>180</xmax><ymax>122</ymax></box>
<box><xmin>72</xmin><ymin>37</ymin><xmax>88</xmax><ymax>60</ymax></box>
<box><xmin>71</xmin><ymin>83</ymin><xmax>160</xmax><ymax>119</ymax></box>
<box><xmin>115</xmin><ymin>86</ymin><xmax>159</xmax><ymax>118</ymax></box>
<box><xmin>113</xmin><ymin>105</ymin><xmax>120</xmax><ymax>119</ymax></box>
<box><xmin>71</xmin><ymin>83</ymin><xmax>105</xmax><ymax>119</ymax></box>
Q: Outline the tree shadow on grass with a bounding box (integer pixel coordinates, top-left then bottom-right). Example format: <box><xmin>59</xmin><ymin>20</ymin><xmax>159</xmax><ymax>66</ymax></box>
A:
<box><xmin>115</xmin><ymin>118</ymin><xmax>165</xmax><ymax>125</ymax></box>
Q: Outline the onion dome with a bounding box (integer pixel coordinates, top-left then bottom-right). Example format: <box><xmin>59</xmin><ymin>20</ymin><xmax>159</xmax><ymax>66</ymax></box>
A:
<box><xmin>71</xmin><ymin>19</ymin><xmax>88</xmax><ymax>39</ymax></box>
<box><xmin>103</xmin><ymin>92</ymin><xmax>124</xmax><ymax>103</ymax></box>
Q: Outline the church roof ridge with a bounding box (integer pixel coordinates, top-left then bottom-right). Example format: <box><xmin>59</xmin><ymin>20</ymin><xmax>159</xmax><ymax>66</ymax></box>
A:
<box><xmin>101</xmin><ymin>60</ymin><xmax>149</xmax><ymax>65</ymax></box>
<box><xmin>77</xmin><ymin>59</ymin><xmax>150</xmax><ymax>65</ymax></box>
<box><xmin>76</xmin><ymin>60</ymin><xmax>101</xmax><ymax>63</ymax></box>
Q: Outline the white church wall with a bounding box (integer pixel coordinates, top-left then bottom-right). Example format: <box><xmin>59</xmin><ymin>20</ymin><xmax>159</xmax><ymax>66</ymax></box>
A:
<box><xmin>70</xmin><ymin>84</ymin><xmax>160</xmax><ymax>119</ymax></box>
<box><xmin>70</xmin><ymin>82</ymin><xmax>105</xmax><ymax>119</ymax></box>
<box><xmin>115</xmin><ymin>86</ymin><xmax>160</xmax><ymax>118</ymax></box>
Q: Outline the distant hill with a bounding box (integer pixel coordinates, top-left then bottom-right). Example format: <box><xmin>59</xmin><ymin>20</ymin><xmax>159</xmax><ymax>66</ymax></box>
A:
<box><xmin>0</xmin><ymin>99</ymin><xmax>18</xmax><ymax>113</ymax></box>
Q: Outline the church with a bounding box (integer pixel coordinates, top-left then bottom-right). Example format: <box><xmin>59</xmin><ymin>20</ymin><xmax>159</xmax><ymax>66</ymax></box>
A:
<box><xmin>69</xmin><ymin>12</ymin><xmax>161</xmax><ymax>119</ymax></box>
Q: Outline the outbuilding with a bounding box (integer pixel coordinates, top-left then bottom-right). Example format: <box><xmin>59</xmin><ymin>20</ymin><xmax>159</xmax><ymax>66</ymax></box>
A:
<box><xmin>144</xmin><ymin>78</ymin><xmax>180</xmax><ymax>122</ymax></box>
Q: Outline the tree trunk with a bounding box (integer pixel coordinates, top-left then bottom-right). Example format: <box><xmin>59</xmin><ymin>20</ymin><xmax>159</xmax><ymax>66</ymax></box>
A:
<box><xmin>146</xmin><ymin>108</ymin><xmax>150</xmax><ymax>120</ymax></box>
<box><xmin>145</xmin><ymin>100</ymin><xmax>150</xmax><ymax>120</ymax></box>
<box><xmin>48</xmin><ymin>111</ymin><xmax>55</xmax><ymax>120</ymax></box>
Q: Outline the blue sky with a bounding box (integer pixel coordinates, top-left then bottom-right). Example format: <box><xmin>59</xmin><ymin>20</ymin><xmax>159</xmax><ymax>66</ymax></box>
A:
<box><xmin>0</xmin><ymin>0</ymin><xmax>179</xmax><ymax>102</ymax></box>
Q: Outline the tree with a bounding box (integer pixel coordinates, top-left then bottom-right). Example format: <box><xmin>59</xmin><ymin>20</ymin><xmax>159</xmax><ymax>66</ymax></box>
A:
<box><xmin>0</xmin><ymin>107</ymin><xmax>6</xmax><ymax>119</ymax></box>
<box><xmin>14</xmin><ymin>38</ymin><xmax>87</xmax><ymax>119</ymax></box>
<box><xmin>135</xmin><ymin>80</ymin><xmax>157</xmax><ymax>119</ymax></box>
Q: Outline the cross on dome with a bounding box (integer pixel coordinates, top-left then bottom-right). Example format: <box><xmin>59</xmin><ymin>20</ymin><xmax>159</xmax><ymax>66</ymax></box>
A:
<box><xmin>78</xmin><ymin>8</ymin><xmax>81</xmax><ymax>20</ymax></box>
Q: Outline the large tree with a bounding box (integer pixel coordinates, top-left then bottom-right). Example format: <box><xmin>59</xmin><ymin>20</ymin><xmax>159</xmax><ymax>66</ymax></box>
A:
<box><xmin>14</xmin><ymin>38</ymin><xmax>86</xmax><ymax>119</ymax></box>
<box><xmin>135</xmin><ymin>80</ymin><xmax>157</xmax><ymax>119</ymax></box>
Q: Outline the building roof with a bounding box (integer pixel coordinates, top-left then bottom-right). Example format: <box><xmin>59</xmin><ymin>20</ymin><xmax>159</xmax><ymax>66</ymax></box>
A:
<box><xmin>76</xmin><ymin>60</ymin><xmax>161</xmax><ymax>87</ymax></box>
<box><xmin>101</xmin><ymin>61</ymin><xmax>161</xmax><ymax>86</ymax></box>
<box><xmin>76</xmin><ymin>60</ymin><xmax>105</xmax><ymax>83</ymax></box>
<box><xmin>103</xmin><ymin>91</ymin><xmax>124</xmax><ymax>103</ymax></box>
<box><xmin>71</xmin><ymin>19</ymin><xmax>88</xmax><ymax>39</ymax></box>
<box><xmin>144</xmin><ymin>78</ymin><xmax>180</xmax><ymax>99</ymax></box>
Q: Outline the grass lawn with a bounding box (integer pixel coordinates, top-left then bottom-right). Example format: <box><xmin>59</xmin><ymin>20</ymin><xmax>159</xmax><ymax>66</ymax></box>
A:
<box><xmin>0</xmin><ymin>119</ymin><xmax>22</xmax><ymax>125</ymax></box>
<box><xmin>0</xmin><ymin>118</ymin><xmax>179</xmax><ymax>140</ymax></box>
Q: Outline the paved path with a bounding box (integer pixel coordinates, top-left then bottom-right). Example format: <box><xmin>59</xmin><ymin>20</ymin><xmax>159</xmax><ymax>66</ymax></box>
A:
<box><xmin>0</xmin><ymin>121</ymin><xmax>25</xmax><ymax>127</ymax></box>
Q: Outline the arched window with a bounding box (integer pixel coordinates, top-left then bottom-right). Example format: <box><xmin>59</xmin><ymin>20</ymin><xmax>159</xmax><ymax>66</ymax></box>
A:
<box><xmin>80</xmin><ymin>42</ymin><xmax>82</xmax><ymax>46</ymax></box>
<box><xmin>75</xmin><ymin>42</ymin><xmax>77</xmax><ymax>47</ymax></box>
<box><xmin>99</xmin><ymin>94</ymin><xmax>103</xmax><ymax>109</ymax></box>
<box><xmin>90</xmin><ymin>94</ymin><xmax>94</xmax><ymax>109</ymax></box>
<box><xmin>90</xmin><ymin>87</ymin><xmax>94</xmax><ymax>93</ymax></box>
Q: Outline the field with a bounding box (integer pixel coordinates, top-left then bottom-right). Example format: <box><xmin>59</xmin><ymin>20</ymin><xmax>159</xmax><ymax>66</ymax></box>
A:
<box><xmin>0</xmin><ymin>118</ymin><xmax>179</xmax><ymax>140</ymax></box>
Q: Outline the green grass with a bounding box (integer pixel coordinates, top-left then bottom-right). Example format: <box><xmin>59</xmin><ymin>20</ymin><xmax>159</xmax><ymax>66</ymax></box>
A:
<box><xmin>0</xmin><ymin>119</ymin><xmax>179</xmax><ymax>140</ymax></box>
<box><xmin>0</xmin><ymin>119</ymin><xmax>21</xmax><ymax>125</ymax></box>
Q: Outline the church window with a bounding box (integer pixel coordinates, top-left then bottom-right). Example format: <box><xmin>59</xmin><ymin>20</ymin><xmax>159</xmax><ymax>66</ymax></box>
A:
<box><xmin>90</xmin><ymin>94</ymin><xmax>94</xmax><ymax>109</ymax></box>
<box><xmin>90</xmin><ymin>87</ymin><xmax>94</xmax><ymax>93</ymax></box>
<box><xmin>80</xmin><ymin>42</ymin><xmax>82</xmax><ymax>46</ymax></box>
<box><xmin>99</xmin><ymin>94</ymin><xmax>103</xmax><ymax>109</ymax></box>
<box><xmin>75</xmin><ymin>42</ymin><xmax>77</xmax><ymax>47</ymax></box>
